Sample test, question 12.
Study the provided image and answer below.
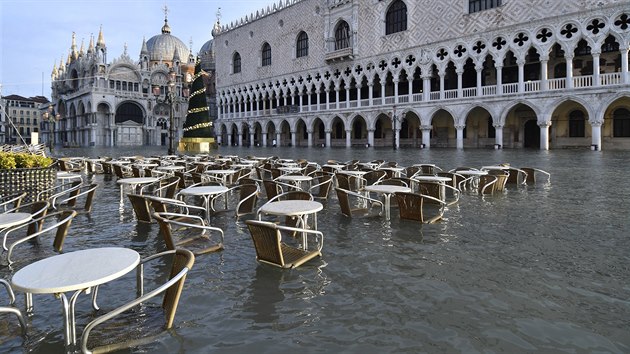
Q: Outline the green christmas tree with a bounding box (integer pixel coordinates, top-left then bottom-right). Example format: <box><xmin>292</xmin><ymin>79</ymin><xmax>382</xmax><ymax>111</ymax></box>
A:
<box><xmin>183</xmin><ymin>58</ymin><xmax>215</xmax><ymax>138</ymax></box>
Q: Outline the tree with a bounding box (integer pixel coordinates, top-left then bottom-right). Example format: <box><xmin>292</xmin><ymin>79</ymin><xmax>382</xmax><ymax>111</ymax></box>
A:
<box><xmin>182</xmin><ymin>58</ymin><xmax>214</xmax><ymax>138</ymax></box>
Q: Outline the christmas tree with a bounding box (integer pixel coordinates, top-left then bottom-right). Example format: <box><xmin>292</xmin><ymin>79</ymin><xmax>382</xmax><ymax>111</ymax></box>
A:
<box><xmin>182</xmin><ymin>58</ymin><xmax>215</xmax><ymax>138</ymax></box>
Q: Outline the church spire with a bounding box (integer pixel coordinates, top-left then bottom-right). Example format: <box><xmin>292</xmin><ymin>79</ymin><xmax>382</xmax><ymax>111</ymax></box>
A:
<box><xmin>96</xmin><ymin>25</ymin><xmax>105</xmax><ymax>47</ymax></box>
<box><xmin>70</xmin><ymin>32</ymin><xmax>78</xmax><ymax>60</ymax></box>
<box><xmin>140</xmin><ymin>36</ymin><xmax>148</xmax><ymax>55</ymax></box>
<box><xmin>161</xmin><ymin>5</ymin><xmax>171</xmax><ymax>34</ymax></box>
<box><xmin>88</xmin><ymin>33</ymin><xmax>94</xmax><ymax>53</ymax></box>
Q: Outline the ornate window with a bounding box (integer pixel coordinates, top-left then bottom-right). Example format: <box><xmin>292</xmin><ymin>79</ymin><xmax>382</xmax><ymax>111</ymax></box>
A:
<box><xmin>469</xmin><ymin>0</ymin><xmax>502</xmax><ymax>13</ymax></box>
<box><xmin>569</xmin><ymin>110</ymin><xmax>585</xmax><ymax>138</ymax></box>
<box><xmin>233</xmin><ymin>52</ymin><xmax>241</xmax><ymax>74</ymax></box>
<box><xmin>386</xmin><ymin>0</ymin><xmax>407</xmax><ymax>35</ymax></box>
<box><xmin>296</xmin><ymin>31</ymin><xmax>309</xmax><ymax>58</ymax></box>
<box><xmin>262</xmin><ymin>42</ymin><xmax>272</xmax><ymax>67</ymax></box>
<box><xmin>613</xmin><ymin>108</ymin><xmax>630</xmax><ymax>137</ymax></box>
<box><xmin>335</xmin><ymin>21</ymin><xmax>350</xmax><ymax>50</ymax></box>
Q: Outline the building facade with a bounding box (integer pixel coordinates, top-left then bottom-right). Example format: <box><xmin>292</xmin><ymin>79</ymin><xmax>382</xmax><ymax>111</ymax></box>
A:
<box><xmin>1</xmin><ymin>94</ymin><xmax>49</xmax><ymax>144</ymax></box>
<box><xmin>49</xmin><ymin>16</ymin><xmax>201</xmax><ymax>148</ymax></box>
<box><xmin>213</xmin><ymin>0</ymin><xmax>630</xmax><ymax>150</ymax></box>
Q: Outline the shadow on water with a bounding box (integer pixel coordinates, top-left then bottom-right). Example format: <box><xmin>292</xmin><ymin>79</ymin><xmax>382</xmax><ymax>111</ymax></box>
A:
<box><xmin>1</xmin><ymin>146</ymin><xmax>629</xmax><ymax>353</ymax></box>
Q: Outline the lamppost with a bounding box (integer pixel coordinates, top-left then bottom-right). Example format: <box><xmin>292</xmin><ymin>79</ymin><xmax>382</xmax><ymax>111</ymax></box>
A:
<box><xmin>42</xmin><ymin>106</ymin><xmax>60</xmax><ymax>152</ymax></box>
<box><xmin>390</xmin><ymin>105</ymin><xmax>402</xmax><ymax>150</ymax></box>
<box><xmin>153</xmin><ymin>69</ymin><xmax>178</xmax><ymax>155</ymax></box>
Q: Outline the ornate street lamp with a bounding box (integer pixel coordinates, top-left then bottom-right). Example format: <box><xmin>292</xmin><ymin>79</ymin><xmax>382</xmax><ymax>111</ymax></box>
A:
<box><xmin>42</xmin><ymin>106</ymin><xmax>60</xmax><ymax>152</ymax></box>
<box><xmin>153</xmin><ymin>69</ymin><xmax>178</xmax><ymax>155</ymax></box>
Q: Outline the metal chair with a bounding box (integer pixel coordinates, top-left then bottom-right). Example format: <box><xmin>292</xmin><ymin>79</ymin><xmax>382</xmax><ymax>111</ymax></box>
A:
<box><xmin>335</xmin><ymin>187</ymin><xmax>383</xmax><ymax>218</ymax></box>
<box><xmin>153</xmin><ymin>212</ymin><xmax>225</xmax><ymax>255</ymax></box>
<box><xmin>80</xmin><ymin>249</ymin><xmax>194</xmax><ymax>354</ymax></box>
<box><xmin>0</xmin><ymin>279</ymin><xmax>26</xmax><ymax>336</ymax></box>
<box><xmin>394</xmin><ymin>192</ymin><xmax>446</xmax><ymax>224</ymax></box>
<box><xmin>2</xmin><ymin>210</ymin><xmax>77</xmax><ymax>266</ymax></box>
<box><xmin>245</xmin><ymin>219</ymin><xmax>323</xmax><ymax>269</ymax></box>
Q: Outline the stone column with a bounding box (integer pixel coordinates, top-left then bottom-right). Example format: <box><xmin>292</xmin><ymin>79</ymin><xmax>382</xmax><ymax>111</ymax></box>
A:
<box><xmin>592</xmin><ymin>50</ymin><xmax>601</xmax><ymax>86</ymax></box>
<box><xmin>325</xmin><ymin>88</ymin><xmax>330</xmax><ymax>110</ymax></box>
<box><xmin>422</xmin><ymin>75</ymin><xmax>431</xmax><ymax>101</ymax></box>
<box><xmin>367</xmin><ymin>129</ymin><xmax>374</xmax><ymax>147</ymax></box>
<box><xmin>335</xmin><ymin>85</ymin><xmax>340</xmax><ymax>109</ymax></box>
<box><xmin>368</xmin><ymin>81</ymin><xmax>374</xmax><ymax>106</ymax></box>
<box><xmin>227</xmin><ymin>134</ymin><xmax>232</xmax><ymax>146</ymax></box>
<box><xmin>494</xmin><ymin>124</ymin><xmax>504</xmax><ymax>148</ymax></box>
<box><xmin>565</xmin><ymin>54</ymin><xmax>574</xmax><ymax>89</ymax></box>
<box><xmin>456</xmin><ymin>68</ymin><xmax>463</xmax><ymax>98</ymax></box>
<box><xmin>345</xmin><ymin>129</ymin><xmax>352</xmax><ymax>147</ymax></box>
<box><xmin>276</xmin><ymin>132</ymin><xmax>281</xmax><ymax>147</ymax></box>
<box><xmin>517</xmin><ymin>58</ymin><xmax>525</xmax><ymax>92</ymax></box>
<box><xmin>539</xmin><ymin>121</ymin><xmax>551</xmax><ymax>150</ymax></box>
<box><xmin>439</xmin><ymin>72</ymin><xmax>445</xmax><ymax>100</ymax></box>
<box><xmin>540</xmin><ymin>57</ymin><xmax>549</xmax><ymax>91</ymax></box>
<box><xmin>380</xmin><ymin>82</ymin><xmax>386</xmax><ymax>104</ymax></box>
<box><xmin>591</xmin><ymin>121</ymin><xmax>602</xmax><ymax>151</ymax></box>
<box><xmin>316</xmin><ymin>89</ymin><xmax>321</xmax><ymax>111</ymax></box>
<box><xmin>496</xmin><ymin>65</ymin><xmax>503</xmax><ymax>95</ymax></box>
<box><xmin>217</xmin><ymin>135</ymin><xmax>223</xmax><ymax>145</ymax></box>
<box><xmin>238</xmin><ymin>131</ymin><xmax>243</xmax><ymax>146</ymax></box>
<box><xmin>325</xmin><ymin>129</ymin><xmax>332</xmax><ymax>147</ymax></box>
<box><xmin>393</xmin><ymin>78</ymin><xmax>399</xmax><ymax>104</ymax></box>
<box><xmin>420</xmin><ymin>125</ymin><xmax>432</xmax><ymax>148</ymax></box>
<box><xmin>455</xmin><ymin>124</ymin><xmax>465</xmax><ymax>149</ymax></box>
<box><xmin>262</xmin><ymin>132</ymin><xmax>267</xmax><ymax>147</ymax></box>
<box><xmin>476</xmin><ymin>64</ymin><xmax>483</xmax><ymax>96</ymax></box>
<box><xmin>407</xmin><ymin>73</ymin><xmax>413</xmax><ymax>102</ymax></box>
<box><xmin>299</xmin><ymin>92</ymin><xmax>304</xmax><ymax>112</ymax></box>
<box><xmin>621</xmin><ymin>47</ymin><xmax>629</xmax><ymax>84</ymax></box>
<box><xmin>291</xmin><ymin>130</ymin><xmax>296</xmax><ymax>147</ymax></box>
<box><xmin>356</xmin><ymin>84</ymin><xmax>362</xmax><ymax>107</ymax></box>
<box><xmin>346</xmin><ymin>87</ymin><xmax>350</xmax><ymax>107</ymax></box>
<box><xmin>307</xmin><ymin>129</ymin><xmax>313</xmax><ymax>147</ymax></box>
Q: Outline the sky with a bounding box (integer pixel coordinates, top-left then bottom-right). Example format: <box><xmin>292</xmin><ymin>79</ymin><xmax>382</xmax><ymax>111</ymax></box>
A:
<box><xmin>0</xmin><ymin>0</ymin><xmax>273</xmax><ymax>99</ymax></box>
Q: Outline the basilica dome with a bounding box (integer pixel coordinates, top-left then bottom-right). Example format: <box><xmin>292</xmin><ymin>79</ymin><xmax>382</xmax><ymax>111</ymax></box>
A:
<box><xmin>198</xmin><ymin>39</ymin><xmax>215</xmax><ymax>71</ymax></box>
<box><xmin>146</xmin><ymin>19</ymin><xmax>189</xmax><ymax>62</ymax></box>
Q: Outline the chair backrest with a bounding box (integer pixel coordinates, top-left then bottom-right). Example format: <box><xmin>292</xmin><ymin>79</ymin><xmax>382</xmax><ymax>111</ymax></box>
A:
<box><xmin>521</xmin><ymin>167</ymin><xmax>550</xmax><ymax>184</ymax></box>
<box><xmin>61</xmin><ymin>183</ymin><xmax>98</xmax><ymax>213</ymax></box>
<box><xmin>163</xmin><ymin>249</ymin><xmax>195</xmax><ymax>327</ymax></box>
<box><xmin>487</xmin><ymin>170</ymin><xmax>509</xmax><ymax>191</ymax></box>
<box><xmin>310</xmin><ymin>174</ymin><xmax>333</xmax><ymax>200</ymax></box>
<box><xmin>379</xmin><ymin>178</ymin><xmax>408</xmax><ymax>187</ymax></box>
<box><xmin>245</xmin><ymin>220</ymin><xmax>285</xmax><ymax>267</ymax></box>
<box><xmin>173</xmin><ymin>171</ymin><xmax>188</xmax><ymax>188</ymax></box>
<box><xmin>478</xmin><ymin>175</ymin><xmax>498</xmax><ymax>194</ymax></box>
<box><xmin>112</xmin><ymin>164</ymin><xmax>127</xmax><ymax>178</ymax></box>
<box><xmin>417</xmin><ymin>182</ymin><xmax>442</xmax><ymax>201</ymax></box>
<box><xmin>6</xmin><ymin>201</ymin><xmax>50</xmax><ymax>235</ymax></box>
<box><xmin>0</xmin><ymin>192</ymin><xmax>26</xmax><ymax>212</ymax></box>
<box><xmin>404</xmin><ymin>166</ymin><xmax>421</xmax><ymax>178</ymax></box>
<box><xmin>153</xmin><ymin>212</ymin><xmax>178</xmax><ymax>250</ymax></box>
<box><xmin>263</xmin><ymin>180</ymin><xmax>281</xmax><ymax>200</ymax></box>
<box><xmin>363</xmin><ymin>170</ymin><xmax>387</xmax><ymax>186</ymax></box>
<box><xmin>128</xmin><ymin>194</ymin><xmax>153</xmax><ymax>223</ymax></box>
<box><xmin>236</xmin><ymin>184</ymin><xmax>259</xmax><ymax>217</ymax></box>
<box><xmin>334</xmin><ymin>187</ymin><xmax>353</xmax><ymax>217</ymax></box>
<box><xmin>395</xmin><ymin>192</ymin><xmax>426</xmax><ymax>222</ymax></box>
<box><xmin>335</xmin><ymin>173</ymin><xmax>351</xmax><ymax>190</ymax></box>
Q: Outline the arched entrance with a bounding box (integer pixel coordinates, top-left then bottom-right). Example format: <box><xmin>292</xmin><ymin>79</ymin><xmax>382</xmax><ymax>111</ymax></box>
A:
<box><xmin>115</xmin><ymin>102</ymin><xmax>144</xmax><ymax>146</ymax></box>
<box><xmin>523</xmin><ymin>120</ymin><xmax>540</xmax><ymax>148</ymax></box>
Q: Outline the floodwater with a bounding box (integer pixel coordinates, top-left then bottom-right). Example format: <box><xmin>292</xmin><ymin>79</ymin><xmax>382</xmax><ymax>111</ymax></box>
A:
<box><xmin>1</xmin><ymin>146</ymin><xmax>629</xmax><ymax>353</ymax></box>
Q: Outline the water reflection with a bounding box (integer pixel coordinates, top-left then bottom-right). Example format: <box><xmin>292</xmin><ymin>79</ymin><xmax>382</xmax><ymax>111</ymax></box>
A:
<box><xmin>243</xmin><ymin>266</ymin><xmax>285</xmax><ymax>325</ymax></box>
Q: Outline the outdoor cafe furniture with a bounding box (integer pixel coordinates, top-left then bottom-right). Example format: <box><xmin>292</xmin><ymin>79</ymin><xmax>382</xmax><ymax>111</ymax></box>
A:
<box><xmin>0</xmin><ymin>192</ymin><xmax>26</xmax><ymax>212</ymax></box>
<box><xmin>2</xmin><ymin>210</ymin><xmax>76</xmax><ymax>266</ymax></box>
<box><xmin>412</xmin><ymin>175</ymin><xmax>460</xmax><ymax>205</ymax></box>
<box><xmin>80</xmin><ymin>249</ymin><xmax>194</xmax><ymax>354</ymax></box>
<box><xmin>455</xmin><ymin>169</ymin><xmax>488</xmax><ymax>190</ymax></box>
<box><xmin>177</xmin><ymin>185</ymin><xmax>229</xmax><ymax>221</ymax></box>
<box><xmin>116</xmin><ymin>176</ymin><xmax>160</xmax><ymax>203</ymax></box>
<box><xmin>245</xmin><ymin>219</ymin><xmax>323</xmax><ymax>269</ymax></box>
<box><xmin>334</xmin><ymin>187</ymin><xmax>384</xmax><ymax>218</ymax></box>
<box><xmin>275</xmin><ymin>174</ymin><xmax>313</xmax><ymax>191</ymax></box>
<box><xmin>153</xmin><ymin>212</ymin><xmax>225</xmax><ymax>255</ymax></box>
<box><xmin>257</xmin><ymin>198</ymin><xmax>323</xmax><ymax>245</ymax></box>
<box><xmin>521</xmin><ymin>167</ymin><xmax>551</xmax><ymax>184</ymax></box>
<box><xmin>363</xmin><ymin>184</ymin><xmax>411</xmax><ymax>220</ymax></box>
<box><xmin>54</xmin><ymin>183</ymin><xmax>99</xmax><ymax>214</ymax></box>
<box><xmin>11</xmin><ymin>247</ymin><xmax>141</xmax><ymax>348</ymax></box>
<box><xmin>0</xmin><ymin>278</ymin><xmax>27</xmax><ymax>336</ymax></box>
<box><xmin>394</xmin><ymin>192</ymin><xmax>447</xmax><ymax>224</ymax></box>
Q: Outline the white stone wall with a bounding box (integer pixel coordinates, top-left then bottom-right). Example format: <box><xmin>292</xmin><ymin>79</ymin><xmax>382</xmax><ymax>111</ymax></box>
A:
<box><xmin>215</xmin><ymin>0</ymin><xmax>627</xmax><ymax>89</ymax></box>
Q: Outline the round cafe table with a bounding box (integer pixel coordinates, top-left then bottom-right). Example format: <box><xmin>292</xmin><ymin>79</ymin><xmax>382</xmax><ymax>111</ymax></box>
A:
<box><xmin>0</xmin><ymin>212</ymin><xmax>32</xmax><ymax>229</ymax></box>
<box><xmin>364</xmin><ymin>184</ymin><xmax>411</xmax><ymax>220</ymax></box>
<box><xmin>116</xmin><ymin>177</ymin><xmax>159</xmax><ymax>202</ymax></box>
<box><xmin>258</xmin><ymin>200</ymin><xmax>323</xmax><ymax>250</ymax></box>
<box><xmin>178</xmin><ymin>185</ymin><xmax>229</xmax><ymax>221</ymax></box>
<box><xmin>11</xmin><ymin>247</ymin><xmax>140</xmax><ymax>347</ymax></box>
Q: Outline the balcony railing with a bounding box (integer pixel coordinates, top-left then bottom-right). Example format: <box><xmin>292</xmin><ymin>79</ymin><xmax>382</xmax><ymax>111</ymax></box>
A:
<box><xmin>220</xmin><ymin>73</ymin><xmax>628</xmax><ymax>119</ymax></box>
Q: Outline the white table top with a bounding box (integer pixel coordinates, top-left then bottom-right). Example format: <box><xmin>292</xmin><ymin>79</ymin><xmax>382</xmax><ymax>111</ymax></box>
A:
<box><xmin>157</xmin><ymin>165</ymin><xmax>185</xmax><ymax>171</ymax></box>
<box><xmin>322</xmin><ymin>164</ymin><xmax>345</xmax><ymax>169</ymax></box>
<box><xmin>278</xmin><ymin>167</ymin><xmax>303</xmax><ymax>172</ymax></box>
<box><xmin>413</xmin><ymin>176</ymin><xmax>452</xmax><ymax>182</ymax></box>
<box><xmin>276</xmin><ymin>175</ymin><xmax>313</xmax><ymax>182</ymax></box>
<box><xmin>378</xmin><ymin>166</ymin><xmax>404</xmax><ymax>172</ymax></box>
<box><xmin>260</xmin><ymin>200</ymin><xmax>323</xmax><ymax>216</ymax></box>
<box><xmin>57</xmin><ymin>172</ymin><xmax>82</xmax><ymax>179</ymax></box>
<box><xmin>179</xmin><ymin>185</ymin><xmax>229</xmax><ymax>196</ymax></box>
<box><xmin>481</xmin><ymin>165</ymin><xmax>510</xmax><ymax>170</ymax></box>
<box><xmin>117</xmin><ymin>177</ymin><xmax>159</xmax><ymax>185</ymax></box>
<box><xmin>338</xmin><ymin>170</ymin><xmax>368</xmax><ymax>176</ymax></box>
<box><xmin>0</xmin><ymin>212</ymin><xmax>32</xmax><ymax>229</ymax></box>
<box><xmin>133</xmin><ymin>163</ymin><xmax>158</xmax><ymax>168</ymax></box>
<box><xmin>364</xmin><ymin>185</ymin><xmax>411</xmax><ymax>194</ymax></box>
<box><xmin>12</xmin><ymin>247</ymin><xmax>140</xmax><ymax>294</ymax></box>
<box><xmin>457</xmin><ymin>170</ymin><xmax>489</xmax><ymax>176</ymax></box>
<box><xmin>205</xmin><ymin>169</ymin><xmax>237</xmax><ymax>175</ymax></box>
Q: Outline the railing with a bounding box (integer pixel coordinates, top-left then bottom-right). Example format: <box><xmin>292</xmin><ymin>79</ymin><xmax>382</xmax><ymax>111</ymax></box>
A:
<box><xmin>398</xmin><ymin>96</ymin><xmax>409</xmax><ymax>103</ymax></box>
<box><xmin>319</xmin><ymin>103</ymin><xmax>326</xmax><ymax>110</ymax></box>
<box><xmin>548</xmin><ymin>78</ymin><xmax>565</xmax><ymax>90</ymax></box>
<box><xmin>601</xmin><ymin>72</ymin><xmax>621</xmax><ymax>85</ymax></box>
<box><xmin>444</xmin><ymin>89</ymin><xmax>458</xmax><ymax>99</ymax></box>
<box><xmin>349</xmin><ymin>101</ymin><xmax>358</xmax><ymax>108</ymax></box>
<box><xmin>502</xmin><ymin>83</ymin><xmax>518</xmax><ymax>94</ymax></box>
<box><xmin>482</xmin><ymin>85</ymin><xmax>496</xmax><ymax>96</ymax></box>
<box><xmin>373</xmin><ymin>97</ymin><xmax>383</xmax><ymax>105</ymax></box>
<box><xmin>361</xmin><ymin>99</ymin><xmax>370</xmax><ymax>107</ymax></box>
<box><xmin>338</xmin><ymin>102</ymin><xmax>347</xmax><ymax>109</ymax></box>
<box><xmin>412</xmin><ymin>93</ymin><xmax>423</xmax><ymax>102</ymax></box>
<box><xmin>429</xmin><ymin>92</ymin><xmax>440</xmax><ymax>100</ymax></box>
<box><xmin>462</xmin><ymin>87</ymin><xmax>477</xmax><ymax>98</ymax></box>
<box><xmin>573</xmin><ymin>75</ymin><xmax>592</xmax><ymax>88</ymax></box>
<box><xmin>524</xmin><ymin>80</ymin><xmax>540</xmax><ymax>92</ymax></box>
<box><xmin>384</xmin><ymin>97</ymin><xmax>396</xmax><ymax>105</ymax></box>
